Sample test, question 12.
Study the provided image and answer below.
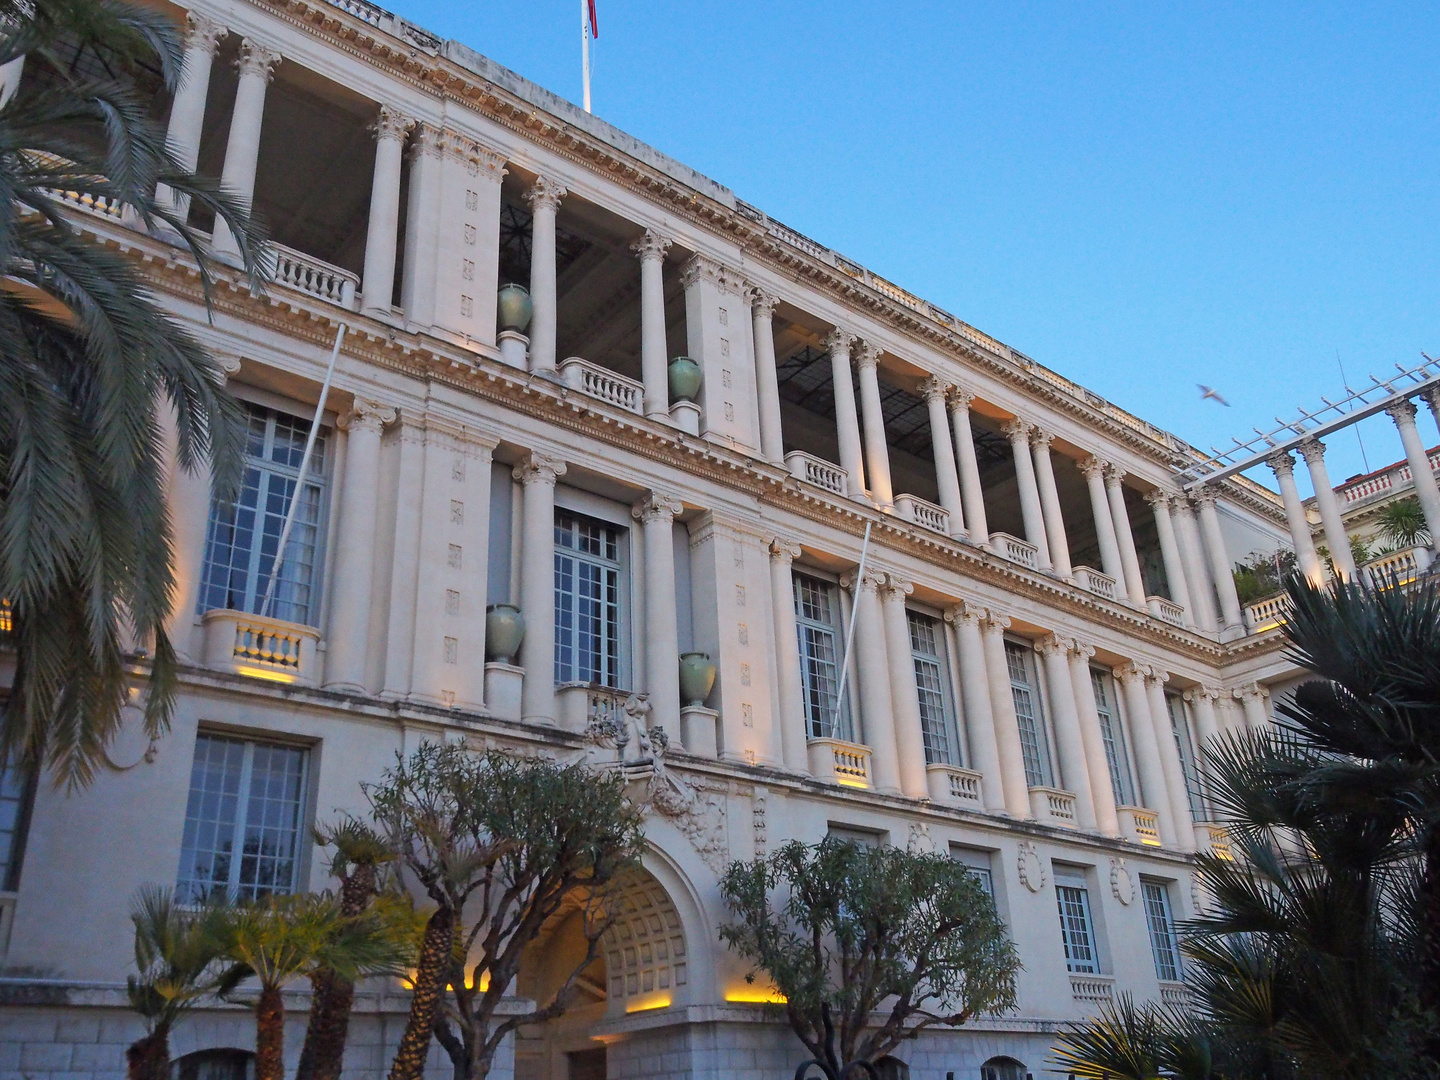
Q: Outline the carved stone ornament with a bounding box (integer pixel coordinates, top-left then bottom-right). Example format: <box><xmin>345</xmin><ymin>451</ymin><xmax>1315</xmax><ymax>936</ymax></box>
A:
<box><xmin>1110</xmin><ymin>857</ymin><xmax>1135</xmax><ymax>906</ymax></box>
<box><xmin>1017</xmin><ymin>841</ymin><xmax>1046</xmax><ymax>893</ymax></box>
<box><xmin>907</xmin><ymin>822</ymin><xmax>935</xmax><ymax>854</ymax></box>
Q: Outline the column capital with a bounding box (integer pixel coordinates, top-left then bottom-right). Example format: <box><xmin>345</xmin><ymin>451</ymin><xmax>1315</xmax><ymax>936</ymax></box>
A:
<box><xmin>632</xmin><ymin>491</ymin><xmax>682</xmax><ymax>524</ymax></box>
<box><xmin>629</xmin><ymin>229</ymin><xmax>672</xmax><ymax>263</ymax></box>
<box><xmin>512</xmin><ymin>452</ymin><xmax>567</xmax><ymax>486</ymax></box>
<box><xmin>1079</xmin><ymin>454</ymin><xmax>1109</xmax><ymax>480</ymax></box>
<box><xmin>1192</xmin><ymin>484</ymin><xmax>1220</xmax><ymax>507</ymax></box>
<box><xmin>439</xmin><ymin>129</ymin><xmax>506</xmax><ymax>177</ymax></box>
<box><xmin>1231</xmin><ymin>681</ymin><xmax>1268</xmax><ymax>702</ymax></box>
<box><xmin>1298</xmin><ymin>437</ymin><xmax>1327</xmax><ymax>465</ymax></box>
<box><xmin>678</xmin><ymin>252</ymin><xmax>744</xmax><ymax>294</ymax></box>
<box><xmin>409</xmin><ymin>122</ymin><xmax>446</xmax><ymax>161</ymax></box>
<box><xmin>840</xmin><ymin>567</ymin><xmax>886</xmax><ymax>593</ymax></box>
<box><xmin>943</xmin><ymin>599</ymin><xmax>987</xmax><ymax>627</ymax></box>
<box><xmin>1143</xmin><ymin>487</ymin><xmax>1179</xmax><ymax>509</ymax></box>
<box><xmin>372</xmin><ymin>104</ymin><xmax>416</xmax><ymax>143</ymax></box>
<box><xmin>1068</xmin><ymin>638</ymin><xmax>1097</xmax><ymax>662</ymax></box>
<box><xmin>748</xmin><ymin>286</ymin><xmax>778</xmax><ymax>317</ymax></box>
<box><xmin>1267</xmin><ymin>450</ymin><xmax>1297</xmax><ymax>478</ymax></box>
<box><xmin>1144</xmin><ymin>665</ymin><xmax>1170</xmax><ymax>687</ymax></box>
<box><xmin>1386</xmin><ymin>398</ymin><xmax>1420</xmax><ymax>426</ymax></box>
<box><xmin>1184</xmin><ymin>684</ymin><xmax>1223</xmax><ymax>704</ymax></box>
<box><xmin>824</xmin><ymin>327</ymin><xmax>856</xmax><ymax>355</ymax></box>
<box><xmin>916</xmin><ymin>375</ymin><xmax>951</xmax><ymax>403</ymax></box>
<box><xmin>980</xmin><ymin>609</ymin><xmax>1012</xmax><ymax>635</ymax></box>
<box><xmin>946</xmin><ymin>386</ymin><xmax>975</xmax><ymax>412</ymax></box>
<box><xmin>1104</xmin><ymin>464</ymin><xmax>1128</xmax><ymax>487</ymax></box>
<box><xmin>880</xmin><ymin>573</ymin><xmax>914</xmax><ymax>599</ymax></box>
<box><xmin>337</xmin><ymin>399</ymin><xmax>396</xmax><ymax>434</ymax></box>
<box><xmin>184</xmin><ymin>11</ymin><xmax>227</xmax><ymax>53</ymax></box>
<box><xmin>1112</xmin><ymin>660</ymin><xmax>1146</xmax><ymax>687</ymax></box>
<box><xmin>1424</xmin><ymin>386</ymin><xmax>1440</xmax><ymax>411</ymax></box>
<box><xmin>854</xmin><ymin>341</ymin><xmax>881</xmax><ymax>372</ymax></box>
<box><xmin>1002</xmin><ymin>417</ymin><xmax>1033</xmax><ymax>442</ymax></box>
<box><xmin>523</xmin><ymin>175</ymin><xmax>567</xmax><ymax>213</ymax></box>
<box><xmin>1030</xmin><ymin>428</ymin><xmax>1055</xmax><ymax>451</ymax></box>
<box><xmin>235</xmin><ymin>37</ymin><xmax>281</xmax><ymax>81</ymax></box>
<box><xmin>767</xmin><ymin>536</ymin><xmax>801</xmax><ymax>562</ymax></box>
<box><xmin>1035</xmin><ymin>632</ymin><xmax>1070</xmax><ymax>659</ymax></box>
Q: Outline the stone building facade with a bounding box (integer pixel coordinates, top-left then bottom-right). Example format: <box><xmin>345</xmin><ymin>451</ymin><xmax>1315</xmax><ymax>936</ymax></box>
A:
<box><xmin>0</xmin><ymin>1</ymin><xmax>1316</xmax><ymax>1078</ymax></box>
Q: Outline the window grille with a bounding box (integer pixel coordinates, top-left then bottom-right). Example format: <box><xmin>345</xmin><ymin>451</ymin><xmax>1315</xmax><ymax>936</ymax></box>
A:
<box><xmin>793</xmin><ymin>574</ymin><xmax>851</xmax><ymax>740</ymax></box>
<box><xmin>1056</xmin><ymin>882</ymin><xmax>1099</xmax><ymax>973</ymax></box>
<box><xmin>907</xmin><ymin>611</ymin><xmax>957</xmax><ymax>765</ymax></box>
<box><xmin>1091</xmin><ymin>670</ymin><xmax>1136</xmax><ymax>805</ymax></box>
<box><xmin>554</xmin><ymin>511</ymin><xmax>625</xmax><ymax>688</ymax></box>
<box><xmin>1143</xmin><ymin>880</ymin><xmax>1183</xmax><ymax>982</ymax></box>
<box><xmin>1005</xmin><ymin>641</ymin><xmax>1053</xmax><ymax>787</ymax></box>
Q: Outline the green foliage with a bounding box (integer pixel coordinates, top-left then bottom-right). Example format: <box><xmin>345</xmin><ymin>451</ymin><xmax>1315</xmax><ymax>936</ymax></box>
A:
<box><xmin>1376</xmin><ymin>497</ymin><xmax>1430</xmax><ymax>550</ymax></box>
<box><xmin>367</xmin><ymin>742</ymin><xmax>646</xmax><ymax>1080</ymax></box>
<box><xmin>1052</xmin><ymin>993</ymin><xmax>1216</xmax><ymax>1080</ymax></box>
<box><xmin>1231</xmin><ymin>550</ymin><xmax>1296</xmax><ymax>605</ymax></box>
<box><xmin>0</xmin><ymin>0</ymin><xmax>267</xmax><ymax>788</ymax></box>
<box><xmin>125</xmin><ymin>885</ymin><xmax>244</xmax><ymax>1032</ymax></box>
<box><xmin>719</xmin><ymin>836</ymin><xmax>1019</xmax><ymax>1074</ymax></box>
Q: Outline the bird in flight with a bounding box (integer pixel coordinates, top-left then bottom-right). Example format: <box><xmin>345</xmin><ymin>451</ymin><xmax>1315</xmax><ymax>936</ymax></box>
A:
<box><xmin>1198</xmin><ymin>384</ymin><xmax>1231</xmax><ymax>407</ymax></box>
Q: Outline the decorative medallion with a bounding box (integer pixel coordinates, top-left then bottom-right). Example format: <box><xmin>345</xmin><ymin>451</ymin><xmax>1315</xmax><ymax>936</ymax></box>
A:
<box><xmin>1017</xmin><ymin>841</ymin><xmax>1046</xmax><ymax>893</ymax></box>
<box><xmin>1110</xmin><ymin>857</ymin><xmax>1135</xmax><ymax>906</ymax></box>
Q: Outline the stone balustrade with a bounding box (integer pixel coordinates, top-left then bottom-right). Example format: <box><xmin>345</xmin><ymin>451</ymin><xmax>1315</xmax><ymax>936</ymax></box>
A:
<box><xmin>200</xmin><ymin>608</ymin><xmax>321</xmax><ymax>687</ymax></box>
<box><xmin>1243</xmin><ymin>593</ymin><xmax>1291</xmax><ymax>632</ymax></box>
<box><xmin>1029</xmin><ymin>785</ymin><xmax>1078</xmax><ymax>828</ymax></box>
<box><xmin>559</xmin><ymin>356</ymin><xmax>644</xmax><ymax>414</ymax></box>
<box><xmin>1073</xmin><ymin>565</ymin><xmax>1118</xmax><ymax>600</ymax></box>
<box><xmin>925</xmin><ymin>763</ymin><xmax>984</xmax><ymax>807</ymax></box>
<box><xmin>1159</xmin><ymin>983</ymin><xmax>1191</xmax><ymax>1009</ymax></box>
<box><xmin>807</xmin><ymin>737</ymin><xmax>871</xmax><ymax>788</ymax></box>
<box><xmin>1201</xmin><ymin>823</ymin><xmax>1234</xmax><ymax>861</ymax></box>
<box><xmin>893</xmin><ymin>492</ymin><xmax>951</xmax><ymax>534</ymax></box>
<box><xmin>272</xmin><ymin>243</ymin><xmax>359</xmax><ymax>309</ymax></box>
<box><xmin>784</xmin><ymin>450</ymin><xmax>848</xmax><ymax>496</ymax></box>
<box><xmin>1363</xmin><ymin>544</ymin><xmax>1433</xmax><ymax>588</ymax></box>
<box><xmin>991</xmin><ymin>531</ymin><xmax>1040</xmax><ymax>570</ymax></box>
<box><xmin>1151</xmin><ymin>595</ymin><xmax>1186</xmax><ymax>627</ymax></box>
<box><xmin>556</xmin><ymin>682</ymin><xmax>631</xmax><ymax>735</ymax></box>
<box><xmin>1118</xmin><ymin>805</ymin><xmax>1162</xmax><ymax>847</ymax></box>
<box><xmin>1070</xmin><ymin>974</ymin><xmax>1115</xmax><ymax>1004</ymax></box>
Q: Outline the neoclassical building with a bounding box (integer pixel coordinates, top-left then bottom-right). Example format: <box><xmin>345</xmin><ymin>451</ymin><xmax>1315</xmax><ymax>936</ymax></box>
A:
<box><xmin>0</xmin><ymin>1</ymin><xmax>1380</xmax><ymax>1078</ymax></box>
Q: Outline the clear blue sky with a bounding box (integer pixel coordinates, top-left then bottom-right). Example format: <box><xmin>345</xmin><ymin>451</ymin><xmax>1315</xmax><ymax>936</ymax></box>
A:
<box><xmin>401</xmin><ymin>0</ymin><xmax>1439</xmax><ymax>494</ymax></box>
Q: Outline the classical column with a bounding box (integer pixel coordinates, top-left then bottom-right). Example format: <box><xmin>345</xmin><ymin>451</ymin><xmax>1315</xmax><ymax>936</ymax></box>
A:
<box><xmin>1031</xmin><ymin>430</ymin><xmax>1072</xmax><ymax>579</ymax></box>
<box><xmin>1172</xmin><ymin>497</ymin><xmax>1220</xmax><ymax>631</ymax></box>
<box><xmin>1115</xmin><ymin>663</ymin><xmax>1178</xmax><ymax>846</ymax></box>
<box><xmin>514</xmin><ymin>453</ymin><xmax>566</xmax><ymax>724</ymax></box>
<box><xmin>768</xmin><ymin>538</ymin><xmax>810</xmax><ymax>774</ymax></box>
<box><xmin>1145</xmin><ymin>668</ymin><xmax>1197</xmax><ymax>853</ymax></box>
<box><xmin>1425</xmin><ymin>387</ymin><xmax>1440</xmax><ymax>444</ymax></box>
<box><xmin>854</xmin><ymin>342</ymin><xmax>894</xmax><ymax>509</ymax></box>
<box><xmin>523</xmin><ymin>177</ymin><xmax>566</xmax><ymax>377</ymax></box>
<box><xmin>1267</xmin><ymin>453</ymin><xmax>1324</xmax><ymax>586</ymax></box>
<box><xmin>157</xmin><ymin>13</ymin><xmax>226</xmax><ymax>217</ymax></box>
<box><xmin>1186</xmin><ymin>685</ymin><xmax>1223</xmax><ymax>812</ymax></box>
<box><xmin>1387</xmin><ymin>400</ymin><xmax>1440</xmax><ymax>553</ymax></box>
<box><xmin>878</xmin><ymin>577</ymin><xmax>929</xmax><ymax>799</ymax></box>
<box><xmin>920</xmin><ymin>377</ymin><xmax>965</xmax><ymax>537</ymax></box>
<box><xmin>945</xmin><ymin>604</ymin><xmax>1005</xmax><ymax>812</ymax></box>
<box><xmin>1106</xmin><ymin>466</ymin><xmax>1147</xmax><ymax>606</ymax></box>
<box><xmin>1194</xmin><ymin>487</ymin><xmax>1246</xmax><ymax>633</ymax></box>
<box><xmin>846</xmin><ymin>570</ymin><xmax>901</xmax><ymax>794</ymax></box>
<box><xmin>1004</xmin><ymin>419</ymin><xmax>1052</xmax><ymax>571</ymax></box>
<box><xmin>1298</xmin><ymin>439</ymin><xmax>1356</xmax><ymax>580</ymax></box>
<box><xmin>631</xmin><ymin>231</ymin><xmax>673</xmax><ymax>420</ymax></box>
<box><xmin>1080</xmin><ymin>456</ymin><xmax>1125</xmax><ymax>585</ymax></box>
<box><xmin>948</xmin><ymin>389</ymin><xmax>990</xmax><ymax>546</ymax></box>
<box><xmin>359</xmin><ymin>105</ymin><xmax>415</xmax><ymax>317</ymax></box>
<box><xmin>634</xmin><ymin>492</ymin><xmax>683</xmax><ymax>743</ymax></box>
<box><xmin>1036</xmin><ymin>635</ymin><xmax>1097</xmax><ymax>830</ymax></box>
<box><xmin>1145</xmin><ymin>490</ymin><xmax>1195</xmax><ymax>627</ymax></box>
<box><xmin>980</xmin><ymin>612</ymin><xmax>1033</xmax><ymax>818</ymax></box>
<box><xmin>211</xmin><ymin>39</ymin><xmax>280</xmax><ymax>259</ymax></box>
<box><xmin>399</xmin><ymin>125</ymin><xmax>443</xmax><ymax>325</ymax></box>
<box><xmin>749</xmin><ymin>289</ymin><xmax>785</xmax><ymax>463</ymax></box>
<box><xmin>1234</xmin><ymin>682</ymin><xmax>1272</xmax><ymax>731</ymax></box>
<box><xmin>1067</xmin><ymin>641</ymin><xmax>1121</xmax><ymax>837</ymax></box>
<box><xmin>826</xmin><ymin>329</ymin><xmax>868</xmax><ymax>501</ymax></box>
<box><xmin>322</xmin><ymin>400</ymin><xmax>395</xmax><ymax>692</ymax></box>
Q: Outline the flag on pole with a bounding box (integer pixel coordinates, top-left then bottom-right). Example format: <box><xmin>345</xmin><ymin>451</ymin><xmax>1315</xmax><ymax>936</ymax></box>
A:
<box><xmin>588</xmin><ymin>0</ymin><xmax>598</xmax><ymax>38</ymax></box>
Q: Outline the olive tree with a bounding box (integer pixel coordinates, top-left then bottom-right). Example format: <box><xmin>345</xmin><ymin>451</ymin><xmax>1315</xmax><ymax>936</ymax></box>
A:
<box><xmin>720</xmin><ymin>836</ymin><xmax>1020</xmax><ymax>1077</ymax></box>
<box><xmin>369</xmin><ymin>742</ymin><xmax>646</xmax><ymax>1080</ymax></box>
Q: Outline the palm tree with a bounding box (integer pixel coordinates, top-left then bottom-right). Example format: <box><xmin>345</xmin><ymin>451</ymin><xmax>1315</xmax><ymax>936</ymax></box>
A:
<box><xmin>213</xmin><ymin>894</ymin><xmax>410</xmax><ymax>1080</ymax></box>
<box><xmin>1051</xmin><ymin>993</ymin><xmax>1215</xmax><ymax>1080</ymax></box>
<box><xmin>1376</xmin><ymin>496</ymin><xmax>1430</xmax><ymax>551</ymax></box>
<box><xmin>0</xmin><ymin>0</ymin><xmax>266</xmax><ymax>788</ymax></box>
<box><xmin>124</xmin><ymin>886</ymin><xmax>245</xmax><ymax>1080</ymax></box>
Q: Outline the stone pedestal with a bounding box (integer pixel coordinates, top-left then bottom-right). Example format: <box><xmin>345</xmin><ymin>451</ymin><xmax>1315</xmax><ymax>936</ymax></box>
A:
<box><xmin>680</xmin><ymin>705</ymin><xmax>719</xmax><ymax>759</ymax></box>
<box><xmin>670</xmin><ymin>400</ymin><xmax>701</xmax><ymax>435</ymax></box>
<box><xmin>485</xmin><ymin>662</ymin><xmax>523</xmax><ymax>722</ymax></box>
<box><xmin>497</xmin><ymin>330</ymin><xmax>528</xmax><ymax>370</ymax></box>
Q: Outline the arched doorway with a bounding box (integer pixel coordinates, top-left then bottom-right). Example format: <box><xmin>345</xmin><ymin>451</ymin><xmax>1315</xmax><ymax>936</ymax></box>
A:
<box><xmin>980</xmin><ymin>1056</ymin><xmax>1032</xmax><ymax>1080</ymax></box>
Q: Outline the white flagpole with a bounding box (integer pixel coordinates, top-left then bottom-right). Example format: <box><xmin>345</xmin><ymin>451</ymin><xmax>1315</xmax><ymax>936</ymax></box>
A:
<box><xmin>581</xmin><ymin>0</ymin><xmax>592</xmax><ymax>113</ymax></box>
<box><xmin>830</xmin><ymin>521</ymin><xmax>872</xmax><ymax>736</ymax></box>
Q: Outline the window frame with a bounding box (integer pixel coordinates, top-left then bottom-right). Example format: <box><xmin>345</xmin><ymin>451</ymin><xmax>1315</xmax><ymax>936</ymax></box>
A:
<box><xmin>1055</xmin><ymin>870</ymin><xmax>1101</xmax><ymax>974</ymax></box>
<box><xmin>1166</xmin><ymin>692</ymin><xmax>1207</xmax><ymax>819</ymax></box>
<box><xmin>949</xmin><ymin>845</ymin><xmax>997</xmax><ymax>906</ymax></box>
<box><xmin>1090</xmin><ymin>667</ymin><xmax>1137</xmax><ymax>807</ymax></box>
<box><xmin>1142</xmin><ymin>879</ymin><xmax>1184</xmax><ymax>983</ymax></box>
<box><xmin>552</xmin><ymin>507</ymin><xmax>632</xmax><ymax>690</ymax></box>
<box><xmin>196</xmin><ymin>401</ymin><xmax>332</xmax><ymax>628</ymax></box>
<box><xmin>0</xmin><ymin>755</ymin><xmax>35</xmax><ymax>893</ymax></box>
<box><xmin>906</xmin><ymin>607</ymin><xmax>961</xmax><ymax>766</ymax></box>
<box><xmin>793</xmin><ymin>570</ymin><xmax>855</xmax><ymax>742</ymax></box>
<box><xmin>175</xmin><ymin>730</ymin><xmax>313</xmax><ymax>905</ymax></box>
<box><xmin>1004</xmin><ymin>638</ymin><xmax>1054</xmax><ymax>788</ymax></box>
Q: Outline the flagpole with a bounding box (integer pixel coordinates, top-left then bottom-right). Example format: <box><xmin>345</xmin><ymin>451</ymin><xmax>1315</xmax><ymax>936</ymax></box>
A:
<box><xmin>581</xmin><ymin>0</ymin><xmax>591</xmax><ymax>113</ymax></box>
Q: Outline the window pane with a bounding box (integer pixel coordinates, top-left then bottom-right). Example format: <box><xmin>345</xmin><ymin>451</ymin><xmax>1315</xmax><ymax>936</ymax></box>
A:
<box><xmin>908</xmin><ymin>611</ymin><xmax>953</xmax><ymax>766</ymax></box>
<box><xmin>1006</xmin><ymin>642</ymin><xmax>1051</xmax><ymax>787</ymax></box>
<box><xmin>794</xmin><ymin>575</ymin><xmax>849</xmax><ymax>740</ymax></box>
<box><xmin>554</xmin><ymin>512</ymin><xmax>625</xmax><ymax>689</ymax></box>
<box><xmin>1056</xmin><ymin>884</ymin><xmax>1098</xmax><ymax>973</ymax></box>
<box><xmin>0</xmin><ymin>761</ymin><xmax>32</xmax><ymax>890</ymax></box>
<box><xmin>1091</xmin><ymin>671</ymin><xmax>1135</xmax><ymax>806</ymax></box>
<box><xmin>1168</xmin><ymin>694</ymin><xmax>1206</xmax><ymax>818</ymax></box>
<box><xmin>176</xmin><ymin>735</ymin><xmax>247</xmax><ymax>904</ymax></box>
<box><xmin>236</xmin><ymin>743</ymin><xmax>307</xmax><ymax>900</ymax></box>
<box><xmin>1143</xmin><ymin>881</ymin><xmax>1182</xmax><ymax>982</ymax></box>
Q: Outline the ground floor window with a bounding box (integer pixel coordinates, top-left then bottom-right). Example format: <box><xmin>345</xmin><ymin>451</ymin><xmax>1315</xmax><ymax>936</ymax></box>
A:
<box><xmin>1055</xmin><ymin>876</ymin><xmax>1100</xmax><ymax>974</ymax></box>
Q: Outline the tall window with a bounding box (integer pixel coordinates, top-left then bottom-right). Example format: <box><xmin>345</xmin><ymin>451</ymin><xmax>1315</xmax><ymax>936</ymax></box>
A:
<box><xmin>1055</xmin><ymin>874</ymin><xmax>1099</xmax><ymax>974</ymax></box>
<box><xmin>176</xmin><ymin>733</ymin><xmax>309</xmax><ymax>904</ymax></box>
<box><xmin>0</xmin><ymin>760</ymin><xmax>33</xmax><ymax>891</ymax></box>
<box><xmin>1005</xmin><ymin>641</ymin><xmax>1053</xmax><ymax>787</ymax></box>
<box><xmin>1143</xmin><ymin>880</ymin><xmax>1183</xmax><ymax>982</ymax></box>
<box><xmin>950</xmin><ymin>846</ymin><xmax>995</xmax><ymax>904</ymax></box>
<box><xmin>1167</xmin><ymin>693</ymin><xmax>1206</xmax><ymax>818</ymax></box>
<box><xmin>198</xmin><ymin>403</ymin><xmax>329</xmax><ymax>626</ymax></box>
<box><xmin>908</xmin><ymin>611</ymin><xmax>958</xmax><ymax>766</ymax></box>
<box><xmin>794</xmin><ymin>574</ymin><xmax>851</xmax><ymax>741</ymax></box>
<box><xmin>554</xmin><ymin>511</ymin><xmax>626</xmax><ymax>688</ymax></box>
<box><xmin>1090</xmin><ymin>670</ymin><xmax>1135</xmax><ymax>806</ymax></box>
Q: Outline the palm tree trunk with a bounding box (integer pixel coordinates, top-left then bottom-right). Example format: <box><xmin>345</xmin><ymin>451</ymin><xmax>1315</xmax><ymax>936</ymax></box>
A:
<box><xmin>296</xmin><ymin>864</ymin><xmax>376</xmax><ymax>1080</ymax></box>
<box><xmin>387</xmin><ymin>906</ymin><xmax>455</xmax><ymax>1080</ymax></box>
<box><xmin>255</xmin><ymin>983</ymin><xmax>287</xmax><ymax>1080</ymax></box>
<box><xmin>126</xmin><ymin>1027</ymin><xmax>169</xmax><ymax>1080</ymax></box>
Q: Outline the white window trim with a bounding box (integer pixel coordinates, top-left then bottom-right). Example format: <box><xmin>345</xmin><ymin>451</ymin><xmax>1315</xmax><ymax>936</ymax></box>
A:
<box><xmin>793</xmin><ymin>565</ymin><xmax>856</xmax><ymax>743</ymax></box>
<box><xmin>906</xmin><ymin>606</ymin><xmax>962</xmax><ymax>767</ymax></box>
<box><xmin>1054</xmin><ymin>868</ymin><xmax>1102</xmax><ymax>975</ymax></box>
<box><xmin>1004</xmin><ymin>637</ymin><xmax>1054</xmax><ymax>788</ymax></box>
<box><xmin>1090</xmin><ymin>667</ymin><xmax>1138</xmax><ymax>807</ymax></box>
<box><xmin>553</xmin><ymin>505</ymin><xmax>632</xmax><ymax>690</ymax></box>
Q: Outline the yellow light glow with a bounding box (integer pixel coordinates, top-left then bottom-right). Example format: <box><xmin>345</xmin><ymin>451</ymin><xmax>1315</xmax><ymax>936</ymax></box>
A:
<box><xmin>1253</xmin><ymin>620</ymin><xmax>1284</xmax><ymax>633</ymax></box>
<box><xmin>835</xmin><ymin>778</ymin><xmax>870</xmax><ymax>790</ymax></box>
<box><xmin>725</xmin><ymin>987</ymin><xmax>787</xmax><ymax>1004</ymax></box>
<box><xmin>1139</xmin><ymin>838</ymin><xmax>1163</xmax><ymax>848</ymax></box>
<box><xmin>624</xmin><ymin>994</ymin><xmax>671</xmax><ymax>1013</ymax></box>
<box><xmin>233</xmin><ymin>665</ymin><xmax>299</xmax><ymax>684</ymax></box>
<box><xmin>400</xmin><ymin>969</ymin><xmax>490</xmax><ymax>991</ymax></box>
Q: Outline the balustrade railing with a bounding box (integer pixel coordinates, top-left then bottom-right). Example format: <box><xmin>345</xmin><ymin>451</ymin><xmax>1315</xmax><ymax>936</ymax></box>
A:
<box><xmin>893</xmin><ymin>493</ymin><xmax>951</xmax><ymax>534</ymax></box>
<box><xmin>1159</xmin><ymin>983</ymin><xmax>1191</xmax><ymax>1009</ymax></box>
<box><xmin>559</xmin><ymin>357</ymin><xmax>644</xmax><ymax>414</ymax></box>
<box><xmin>1118</xmin><ymin>805</ymin><xmax>1162</xmax><ymax>847</ymax></box>
<box><xmin>1339</xmin><ymin>450</ymin><xmax>1440</xmax><ymax>506</ymax></box>
<box><xmin>1070</xmin><ymin>975</ymin><xmax>1115</xmax><ymax>1004</ymax></box>
<box><xmin>806</xmin><ymin>738</ymin><xmax>871</xmax><ymax>788</ymax></box>
<box><xmin>991</xmin><ymin>532</ymin><xmax>1040</xmax><ymax>570</ymax></box>
<box><xmin>556</xmin><ymin>683</ymin><xmax>632</xmax><ymax>736</ymax></box>
<box><xmin>1029</xmin><ymin>786</ymin><xmax>1077</xmax><ymax>827</ymax></box>
<box><xmin>1151</xmin><ymin>595</ymin><xmax>1186</xmax><ymax>627</ymax></box>
<box><xmin>1363</xmin><ymin>544</ymin><xmax>1433</xmax><ymax>588</ymax></box>
<box><xmin>925</xmin><ymin>763</ymin><xmax>984</xmax><ymax>807</ymax></box>
<box><xmin>1203</xmin><ymin>823</ymin><xmax>1234</xmax><ymax>861</ymax></box>
<box><xmin>1073</xmin><ymin>565</ymin><xmax>1118</xmax><ymax>600</ymax></box>
<box><xmin>272</xmin><ymin>244</ymin><xmax>359</xmax><ymax>309</ymax></box>
<box><xmin>200</xmin><ymin>609</ymin><xmax>321</xmax><ymax>686</ymax></box>
<box><xmin>1244</xmin><ymin>593</ymin><xmax>1291</xmax><ymax>632</ymax></box>
<box><xmin>784</xmin><ymin>450</ymin><xmax>848</xmax><ymax>496</ymax></box>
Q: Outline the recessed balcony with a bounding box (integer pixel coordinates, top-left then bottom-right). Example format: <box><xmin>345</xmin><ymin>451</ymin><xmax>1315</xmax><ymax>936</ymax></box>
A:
<box><xmin>925</xmin><ymin>763</ymin><xmax>984</xmax><ymax>807</ymax></box>
<box><xmin>1029</xmin><ymin>785</ymin><xmax>1078</xmax><ymax>827</ymax></box>
<box><xmin>807</xmin><ymin>737</ymin><xmax>871</xmax><ymax>789</ymax></box>
<box><xmin>1118</xmin><ymin>805</ymin><xmax>1163</xmax><ymax>846</ymax></box>
<box><xmin>200</xmin><ymin>609</ymin><xmax>321</xmax><ymax>687</ymax></box>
